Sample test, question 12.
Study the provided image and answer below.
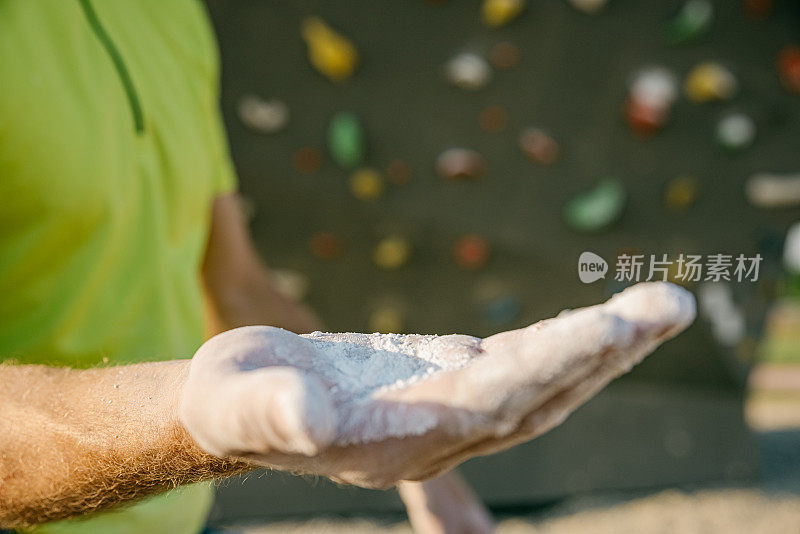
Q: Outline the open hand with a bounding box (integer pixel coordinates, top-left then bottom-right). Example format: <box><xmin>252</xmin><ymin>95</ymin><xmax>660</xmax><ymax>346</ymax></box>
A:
<box><xmin>180</xmin><ymin>282</ymin><xmax>695</xmax><ymax>489</ymax></box>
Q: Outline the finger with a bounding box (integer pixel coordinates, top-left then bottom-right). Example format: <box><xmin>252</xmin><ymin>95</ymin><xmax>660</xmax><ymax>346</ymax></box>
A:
<box><xmin>191</xmin><ymin>325</ymin><xmax>319</xmax><ymax>372</ymax></box>
<box><xmin>405</xmin><ymin>282</ymin><xmax>696</xmax><ymax>472</ymax></box>
<box><xmin>395</xmin><ymin>355</ymin><xmax>608</xmax><ymax>481</ymax></box>
<box><xmin>357</xmin><ymin>311</ymin><xmax>629</xmax><ymax>482</ymax></box>
<box><xmin>386</xmin><ymin>309</ymin><xmax>634</xmax><ymax>441</ymax></box>
<box><xmin>601</xmin><ymin>281</ymin><xmax>696</xmax><ymax>352</ymax></box>
<box><xmin>423</xmin><ymin>351</ymin><xmax>619</xmax><ymax>471</ymax></box>
<box><xmin>509</xmin><ymin>283</ymin><xmax>696</xmax><ymax>445</ymax></box>
<box><xmin>398</xmin><ymin>471</ymin><xmax>495</xmax><ymax>534</ymax></box>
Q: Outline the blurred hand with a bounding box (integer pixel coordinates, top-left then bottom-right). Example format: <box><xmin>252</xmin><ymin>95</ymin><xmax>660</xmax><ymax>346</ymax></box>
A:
<box><xmin>180</xmin><ymin>282</ymin><xmax>694</xmax><ymax>489</ymax></box>
<box><xmin>399</xmin><ymin>472</ymin><xmax>495</xmax><ymax>534</ymax></box>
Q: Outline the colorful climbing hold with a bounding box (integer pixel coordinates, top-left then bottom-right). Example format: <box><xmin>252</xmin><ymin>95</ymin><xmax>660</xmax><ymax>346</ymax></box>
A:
<box><xmin>309</xmin><ymin>231</ymin><xmax>344</xmax><ymax>260</ymax></box>
<box><xmin>436</xmin><ymin>148</ymin><xmax>486</xmax><ymax>181</ymax></box>
<box><xmin>784</xmin><ymin>222</ymin><xmax>800</xmax><ymax>274</ymax></box>
<box><xmin>349</xmin><ymin>168</ymin><xmax>384</xmax><ymax>201</ymax></box>
<box><xmin>301</xmin><ymin>17</ymin><xmax>359</xmax><ymax>83</ymax></box>
<box><xmin>567</xmin><ymin>0</ymin><xmax>608</xmax><ymax>14</ymax></box>
<box><xmin>564</xmin><ymin>178</ymin><xmax>626</xmax><ymax>232</ymax></box>
<box><xmin>454</xmin><ymin>235</ymin><xmax>491</xmax><ymax>270</ymax></box>
<box><xmin>664</xmin><ymin>176</ymin><xmax>699</xmax><ymax>211</ymax></box>
<box><xmin>328</xmin><ymin>112</ymin><xmax>365</xmax><ymax>169</ymax></box>
<box><xmin>478</xmin><ymin>105</ymin><xmax>509</xmax><ymax>133</ymax></box>
<box><xmin>472</xmin><ymin>278</ymin><xmax>508</xmax><ymax>303</ymax></box>
<box><xmin>482</xmin><ymin>0</ymin><xmax>526</xmax><ymax>28</ymax></box>
<box><xmin>444</xmin><ymin>52</ymin><xmax>492</xmax><ymax>91</ymax></box>
<box><xmin>237</xmin><ymin>95</ymin><xmax>289</xmax><ymax>134</ymax></box>
<box><xmin>666</xmin><ymin>0</ymin><xmax>713</xmax><ymax>44</ymax></box>
<box><xmin>715</xmin><ymin>112</ymin><xmax>756</xmax><ymax>152</ymax></box>
<box><xmin>744</xmin><ymin>0</ymin><xmax>773</xmax><ymax>21</ymax></box>
<box><xmin>756</xmin><ymin>229</ymin><xmax>784</xmax><ymax>260</ymax></box>
<box><xmin>368</xmin><ymin>305</ymin><xmax>405</xmax><ymax>333</ymax></box>
<box><xmin>626</xmin><ymin>67</ymin><xmax>678</xmax><ymax>136</ymax></box>
<box><xmin>778</xmin><ymin>45</ymin><xmax>800</xmax><ymax>95</ymax></box>
<box><xmin>482</xmin><ymin>294</ymin><xmax>523</xmax><ymax>326</ymax></box>
<box><xmin>489</xmin><ymin>41</ymin><xmax>521</xmax><ymax>70</ymax></box>
<box><xmin>745</xmin><ymin>173</ymin><xmax>800</xmax><ymax>208</ymax></box>
<box><xmin>684</xmin><ymin>62</ymin><xmax>737</xmax><ymax>103</ymax></box>
<box><xmin>518</xmin><ymin>128</ymin><xmax>560</xmax><ymax>164</ymax></box>
<box><xmin>697</xmin><ymin>283</ymin><xmax>745</xmax><ymax>347</ymax></box>
<box><xmin>292</xmin><ymin>147</ymin><xmax>324</xmax><ymax>174</ymax></box>
<box><xmin>269</xmin><ymin>268</ymin><xmax>311</xmax><ymax>301</ymax></box>
<box><xmin>386</xmin><ymin>159</ymin><xmax>413</xmax><ymax>185</ymax></box>
<box><xmin>630</xmin><ymin>67</ymin><xmax>678</xmax><ymax>106</ymax></box>
<box><xmin>373</xmin><ymin>236</ymin><xmax>411</xmax><ymax>269</ymax></box>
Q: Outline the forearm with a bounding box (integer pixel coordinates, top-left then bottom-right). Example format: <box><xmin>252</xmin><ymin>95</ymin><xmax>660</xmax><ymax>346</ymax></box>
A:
<box><xmin>202</xmin><ymin>194</ymin><xmax>322</xmax><ymax>336</ymax></box>
<box><xmin>204</xmin><ymin>269</ymin><xmax>322</xmax><ymax>335</ymax></box>
<box><xmin>0</xmin><ymin>360</ymin><xmax>255</xmax><ymax>528</ymax></box>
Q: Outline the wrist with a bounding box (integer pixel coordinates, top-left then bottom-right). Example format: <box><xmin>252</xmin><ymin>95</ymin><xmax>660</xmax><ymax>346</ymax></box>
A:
<box><xmin>154</xmin><ymin>360</ymin><xmax>258</xmax><ymax>474</ymax></box>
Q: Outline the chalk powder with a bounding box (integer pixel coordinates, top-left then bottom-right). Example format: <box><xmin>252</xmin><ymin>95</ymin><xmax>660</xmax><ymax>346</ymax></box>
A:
<box><xmin>291</xmin><ymin>283</ymin><xmax>695</xmax><ymax>445</ymax></box>
<box><xmin>300</xmin><ymin>332</ymin><xmax>482</xmax><ymax>445</ymax></box>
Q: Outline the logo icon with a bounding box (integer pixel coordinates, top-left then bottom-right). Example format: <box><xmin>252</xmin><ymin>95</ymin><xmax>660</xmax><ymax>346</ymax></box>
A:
<box><xmin>578</xmin><ymin>251</ymin><xmax>608</xmax><ymax>283</ymax></box>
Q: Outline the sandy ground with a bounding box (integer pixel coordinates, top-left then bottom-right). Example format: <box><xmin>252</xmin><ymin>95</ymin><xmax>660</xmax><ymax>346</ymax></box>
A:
<box><xmin>226</xmin><ymin>389</ymin><xmax>800</xmax><ymax>534</ymax></box>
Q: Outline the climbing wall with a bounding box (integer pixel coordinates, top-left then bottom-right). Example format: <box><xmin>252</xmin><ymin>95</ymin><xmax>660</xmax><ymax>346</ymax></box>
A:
<box><xmin>205</xmin><ymin>0</ymin><xmax>800</xmax><ymax>520</ymax></box>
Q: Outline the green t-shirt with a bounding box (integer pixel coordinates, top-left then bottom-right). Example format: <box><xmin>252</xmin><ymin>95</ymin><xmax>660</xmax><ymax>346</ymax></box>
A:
<box><xmin>0</xmin><ymin>1</ymin><xmax>236</xmax><ymax>532</ymax></box>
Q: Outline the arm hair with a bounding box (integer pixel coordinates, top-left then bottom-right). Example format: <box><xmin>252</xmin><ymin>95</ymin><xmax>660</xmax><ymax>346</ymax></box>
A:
<box><xmin>0</xmin><ymin>360</ymin><xmax>256</xmax><ymax>528</ymax></box>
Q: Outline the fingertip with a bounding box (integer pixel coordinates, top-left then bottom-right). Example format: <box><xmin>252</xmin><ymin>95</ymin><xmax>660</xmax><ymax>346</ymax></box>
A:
<box><xmin>605</xmin><ymin>281</ymin><xmax>696</xmax><ymax>335</ymax></box>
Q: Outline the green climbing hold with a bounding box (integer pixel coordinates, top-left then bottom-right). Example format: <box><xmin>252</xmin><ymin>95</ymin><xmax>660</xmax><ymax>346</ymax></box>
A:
<box><xmin>564</xmin><ymin>178</ymin><xmax>626</xmax><ymax>232</ymax></box>
<box><xmin>665</xmin><ymin>0</ymin><xmax>713</xmax><ymax>44</ymax></box>
<box><xmin>327</xmin><ymin>111</ymin><xmax>365</xmax><ymax>169</ymax></box>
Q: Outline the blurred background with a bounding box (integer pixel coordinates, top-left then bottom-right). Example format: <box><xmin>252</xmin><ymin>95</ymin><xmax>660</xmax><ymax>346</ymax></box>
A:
<box><xmin>203</xmin><ymin>0</ymin><xmax>800</xmax><ymax>531</ymax></box>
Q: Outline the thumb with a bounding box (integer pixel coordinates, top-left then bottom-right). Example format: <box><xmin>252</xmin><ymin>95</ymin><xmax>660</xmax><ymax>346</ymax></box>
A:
<box><xmin>181</xmin><ymin>364</ymin><xmax>337</xmax><ymax>458</ymax></box>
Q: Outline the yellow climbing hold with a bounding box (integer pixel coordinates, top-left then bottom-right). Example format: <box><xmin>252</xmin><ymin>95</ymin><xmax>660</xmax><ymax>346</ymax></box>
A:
<box><xmin>482</xmin><ymin>0</ymin><xmax>526</xmax><ymax>27</ymax></box>
<box><xmin>301</xmin><ymin>17</ymin><xmax>359</xmax><ymax>83</ymax></box>
<box><xmin>368</xmin><ymin>306</ymin><xmax>405</xmax><ymax>333</ymax></box>
<box><xmin>373</xmin><ymin>236</ymin><xmax>411</xmax><ymax>270</ymax></box>
<box><xmin>684</xmin><ymin>62</ymin><xmax>737</xmax><ymax>103</ymax></box>
<box><xmin>349</xmin><ymin>168</ymin><xmax>384</xmax><ymax>201</ymax></box>
<box><xmin>665</xmin><ymin>176</ymin><xmax>698</xmax><ymax>211</ymax></box>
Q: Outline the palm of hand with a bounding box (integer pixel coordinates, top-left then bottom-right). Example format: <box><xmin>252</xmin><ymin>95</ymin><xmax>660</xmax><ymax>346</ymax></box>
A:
<box><xmin>181</xmin><ymin>282</ymin><xmax>694</xmax><ymax>488</ymax></box>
